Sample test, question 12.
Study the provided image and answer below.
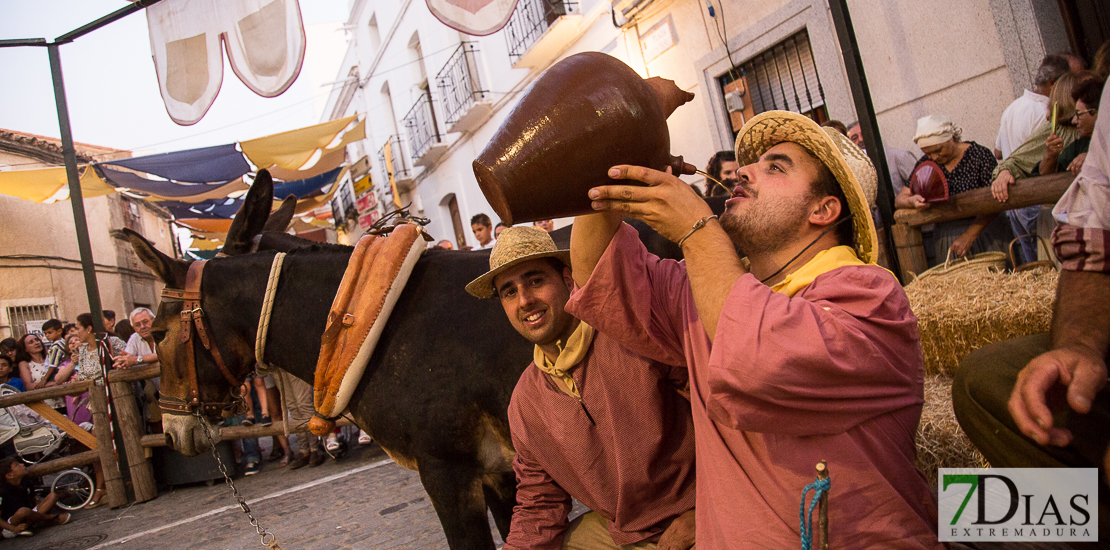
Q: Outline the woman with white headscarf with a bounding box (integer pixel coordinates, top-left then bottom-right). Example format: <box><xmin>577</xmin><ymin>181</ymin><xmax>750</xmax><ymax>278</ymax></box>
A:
<box><xmin>896</xmin><ymin>115</ymin><xmax>1013</xmax><ymax>262</ymax></box>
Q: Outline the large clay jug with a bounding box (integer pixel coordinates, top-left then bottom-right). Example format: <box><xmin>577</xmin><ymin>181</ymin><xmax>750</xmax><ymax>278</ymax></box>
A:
<box><xmin>473</xmin><ymin>52</ymin><xmax>695</xmax><ymax>225</ymax></box>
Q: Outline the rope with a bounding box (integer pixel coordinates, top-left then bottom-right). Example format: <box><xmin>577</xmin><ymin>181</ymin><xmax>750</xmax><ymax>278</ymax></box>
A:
<box><xmin>799</xmin><ymin>474</ymin><xmax>831</xmax><ymax>550</ymax></box>
<box><xmin>254</xmin><ymin>253</ymin><xmax>287</xmax><ymax>372</ymax></box>
<box><xmin>96</xmin><ymin>336</ymin><xmax>118</xmax><ymax>460</ymax></box>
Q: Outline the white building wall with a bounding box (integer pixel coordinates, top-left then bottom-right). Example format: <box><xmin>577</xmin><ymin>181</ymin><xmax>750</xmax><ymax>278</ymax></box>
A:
<box><xmin>322</xmin><ymin>0</ymin><xmax>1072</xmax><ymax>247</ymax></box>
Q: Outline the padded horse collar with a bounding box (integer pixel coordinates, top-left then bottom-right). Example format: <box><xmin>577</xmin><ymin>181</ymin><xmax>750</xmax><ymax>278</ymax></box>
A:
<box><xmin>159</xmin><ymin>260</ymin><xmax>244</xmax><ymax>416</ymax></box>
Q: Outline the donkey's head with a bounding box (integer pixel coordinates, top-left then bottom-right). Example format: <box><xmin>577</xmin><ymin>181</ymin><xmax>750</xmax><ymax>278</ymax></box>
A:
<box><xmin>126</xmin><ymin>171</ymin><xmax>294</xmax><ymax>454</ymax></box>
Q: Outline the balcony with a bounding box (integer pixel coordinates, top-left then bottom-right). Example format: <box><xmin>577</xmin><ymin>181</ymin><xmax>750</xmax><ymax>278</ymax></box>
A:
<box><xmin>402</xmin><ymin>93</ymin><xmax>448</xmax><ymax>167</ymax></box>
<box><xmin>436</xmin><ymin>42</ymin><xmax>492</xmax><ymax>134</ymax></box>
<box><xmin>504</xmin><ymin>0</ymin><xmax>580</xmax><ymax>69</ymax></box>
<box><xmin>377</xmin><ymin>135</ymin><xmax>415</xmax><ymax>192</ymax></box>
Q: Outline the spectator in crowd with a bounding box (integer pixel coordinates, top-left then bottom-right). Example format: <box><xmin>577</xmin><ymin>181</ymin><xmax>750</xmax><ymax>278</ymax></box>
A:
<box><xmin>73</xmin><ymin>313</ymin><xmax>126</xmax><ymax>384</ymax></box>
<box><xmin>0</xmin><ymin>458</ymin><xmax>69</xmax><ymax>536</ymax></box>
<box><xmin>847</xmin><ymin>121</ymin><xmax>917</xmax><ymax>223</ymax></box>
<box><xmin>992</xmin><ymin>71</ymin><xmax>1092</xmax><ymax>263</ymax></box>
<box><xmin>113</xmin><ymin>308</ymin><xmax>162</xmax><ymax>432</ymax></box>
<box><xmin>471</xmin><ymin>213</ymin><xmax>496</xmax><ymax>250</ymax></box>
<box><xmin>113</xmin><ymin>319</ymin><xmax>134</xmax><ymax>342</ymax></box>
<box><xmin>44</xmin><ymin>324</ymin><xmax>78</xmax><ymax>370</ymax></box>
<box><xmin>228</xmin><ymin>383</ymin><xmax>264</xmax><ymax>476</ymax></box>
<box><xmin>61</xmin><ymin>335</ymin><xmax>92</xmax><ymax>428</ymax></box>
<box><xmin>433</xmin><ymin>239</ymin><xmax>454</xmax><ymax>250</ymax></box>
<box><xmin>466</xmin><ymin>227</ymin><xmax>696</xmax><ymax>549</ymax></box>
<box><xmin>113</xmin><ymin>309</ymin><xmax>159</xmax><ymax>370</ymax></box>
<box><xmin>269</xmin><ymin>369</ymin><xmax>326</xmax><ymax>470</ymax></box>
<box><xmin>953</xmin><ymin>77</ymin><xmax>1110</xmax><ymax>535</ymax></box>
<box><xmin>1036</xmin><ymin>77</ymin><xmax>1104</xmax><ymax>177</ymax></box>
<box><xmin>0</xmin><ymin>339</ymin><xmax>16</xmax><ymax>363</ymax></box>
<box><xmin>898</xmin><ymin>115</ymin><xmax>1013</xmax><ymax>261</ymax></box>
<box><xmin>995</xmin><ymin>54</ymin><xmax>1070</xmax><ymax>160</ymax></box>
<box><xmin>0</xmin><ymin>356</ymin><xmax>25</xmax><ymax>392</ymax></box>
<box><xmin>494</xmin><ymin>222</ymin><xmax>509</xmax><ymax>239</ymax></box>
<box><xmin>705</xmin><ymin>150</ymin><xmax>739</xmax><ymax>197</ymax></box>
<box><xmin>40</xmin><ymin>320</ymin><xmax>62</xmax><ymax>347</ymax></box>
<box><xmin>822</xmin><ymin>119</ymin><xmax>849</xmax><ymax>135</ymax></box>
<box><xmin>1095</xmin><ymin>40</ymin><xmax>1110</xmax><ymax>79</ymax></box>
<box><xmin>17</xmin><ymin>333</ymin><xmax>73</xmax><ymax>417</ymax></box>
<box><xmin>532</xmin><ymin>219</ymin><xmax>554</xmax><ymax>232</ymax></box>
<box><xmin>101</xmin><ymin>311</ymin><xmax>117</xmax><ymax>336</ymax></box>
<box><xmin>570</xmin><ymin>112</ymin><xmax>940</xmax><ymax>547</ymax></box>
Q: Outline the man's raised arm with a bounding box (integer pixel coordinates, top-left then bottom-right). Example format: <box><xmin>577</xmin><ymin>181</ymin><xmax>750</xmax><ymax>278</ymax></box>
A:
<box><xmin>570</xmin><ymin>211</ymin><xmax>622</xmax><ymax>287</ymax></box>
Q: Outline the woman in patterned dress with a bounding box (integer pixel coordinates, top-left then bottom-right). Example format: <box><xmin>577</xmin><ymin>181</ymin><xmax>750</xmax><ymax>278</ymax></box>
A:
<box><xmin>895</xmin><ymin>115</ymin><xmax>1013</xmax><ymax>263</ymax></box>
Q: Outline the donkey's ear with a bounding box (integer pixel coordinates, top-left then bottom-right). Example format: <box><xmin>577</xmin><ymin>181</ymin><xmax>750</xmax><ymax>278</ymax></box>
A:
<box><xmin>263</xmin><ymin>194</ymin><xmax>298</xmax><ymax>233</ymax></box>
<box><xmin>124</xmin><ymin>228</ymin><xmax>188</xmax><ymax>287</ymax></box>
<box><xmin>223</xmin><ymin>170</ymin><xmax>275</xmax><ymax>256</ymax></box>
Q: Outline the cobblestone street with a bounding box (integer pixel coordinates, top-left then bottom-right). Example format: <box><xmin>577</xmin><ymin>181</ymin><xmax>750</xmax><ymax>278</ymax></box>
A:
<box><xmin>3</xmin><ymin>442</ymin><xmax>504</xmax><ymax>550</ymax></box>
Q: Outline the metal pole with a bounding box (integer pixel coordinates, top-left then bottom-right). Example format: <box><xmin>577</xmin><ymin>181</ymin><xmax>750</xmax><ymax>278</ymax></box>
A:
<box><xmin>48</xmin><ymin>43</ymin><xmax>106</xmax><ymax>332</ymax></box>
<box><xmin>826</xmin><ymin>0</ymin><xmax>904</xmax><ymax>282</ymax></box>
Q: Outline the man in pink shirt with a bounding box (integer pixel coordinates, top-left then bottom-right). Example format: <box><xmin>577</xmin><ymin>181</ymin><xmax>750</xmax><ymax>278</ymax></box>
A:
<box><xmin>568</xmin><ymin>111</ymin><xmax>941</xmax><ymax>548</ymax></box>
<box><xmin>467</xmin><ymin>227</ymin><xmax>696</xmax><ymax>549</ymax></box>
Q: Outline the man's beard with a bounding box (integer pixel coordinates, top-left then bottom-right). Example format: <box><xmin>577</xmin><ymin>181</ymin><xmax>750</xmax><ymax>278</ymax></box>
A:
<box><xmin>719</xmin><ymin>193</ymin><xmax>811</xmax><ymax>256</ymax></box>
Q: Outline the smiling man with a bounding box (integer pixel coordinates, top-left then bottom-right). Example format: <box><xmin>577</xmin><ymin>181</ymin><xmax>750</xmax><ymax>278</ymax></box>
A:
<box><xmin>568</xmin><ymin>111</ymin><xmax>941</xmax><ymax>548</ymax></box>
<box><xmin>467</xmin><ymin>226</ymin><xmax>696</xmax><ymax>550</ymax></box>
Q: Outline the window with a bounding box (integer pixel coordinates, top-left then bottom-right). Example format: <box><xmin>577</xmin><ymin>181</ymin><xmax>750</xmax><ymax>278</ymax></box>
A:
<box><xmin>6</xmin><ymin>304</ymin><xmax>57</xmax><ymax>339</ymax></box>
<box><xmin>718</xmin><ymin>30</ymin><xmax>828</xmax><ymax>138</ymax></box>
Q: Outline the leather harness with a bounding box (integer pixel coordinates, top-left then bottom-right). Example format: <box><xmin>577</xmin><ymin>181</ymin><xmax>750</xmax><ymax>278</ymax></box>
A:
<box><xmin>158</xmin><ymin>260</ymin><xmax>245</xmax><ymax>417</ymax></box>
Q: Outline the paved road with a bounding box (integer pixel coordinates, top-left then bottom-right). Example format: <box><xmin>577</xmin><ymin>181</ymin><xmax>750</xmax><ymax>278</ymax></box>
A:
<box><xmin>5</xmin><ymin>441</ymin><xmax>504</xmax><ymax>550</ymax></box>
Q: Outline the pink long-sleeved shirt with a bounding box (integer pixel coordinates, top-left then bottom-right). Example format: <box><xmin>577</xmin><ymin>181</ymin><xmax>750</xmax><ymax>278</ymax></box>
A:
<box><xmin>566</xmin><ymin>223</ymin><xmax>942</xmax><ymax>549</ymax></box>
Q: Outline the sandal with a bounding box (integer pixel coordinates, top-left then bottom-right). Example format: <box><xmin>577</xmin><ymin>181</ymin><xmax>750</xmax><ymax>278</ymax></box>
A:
<box><xmin>242</xmin><ymin>416</ymin><xmax>255</xmax><ymax>427</ymax></box>
<box><xmin>55</xmin><ymin>513</ymin><xmax>71</xmax><ymax>525</ymax></box>
<box><xmin>278</xmin><ymin>453</ymin><xmax>293</xmax><ymax>467</ymax></box>
<box><xmin>85</xmin><ymin>489</ymin><xmax>106</xmax><ymax>509</ymax></box>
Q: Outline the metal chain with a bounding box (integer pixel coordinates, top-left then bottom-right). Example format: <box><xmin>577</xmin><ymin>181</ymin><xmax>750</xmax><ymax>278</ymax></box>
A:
<box><xmin>196</xmin><ymin>412</ymin><xmax>281</xmax><ymax>550</ymax></box>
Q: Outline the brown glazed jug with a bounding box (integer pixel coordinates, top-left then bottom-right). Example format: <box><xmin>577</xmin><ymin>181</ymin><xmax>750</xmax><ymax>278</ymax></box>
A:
<box><xmin>473</xmin><ymin>52</ymin><xmax>696</xmax><ymax>225</ymax></box>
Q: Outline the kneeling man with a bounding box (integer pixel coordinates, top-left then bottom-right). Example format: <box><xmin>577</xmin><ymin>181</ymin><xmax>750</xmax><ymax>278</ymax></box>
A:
<box><xmin>467</xmin><ymin>227</ymin><xmax>696</xmax><ymax>550</ymax></box>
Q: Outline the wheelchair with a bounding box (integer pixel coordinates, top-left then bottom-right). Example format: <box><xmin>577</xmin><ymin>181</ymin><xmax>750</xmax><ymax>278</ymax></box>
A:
<box><xmin>0</xmin><ymin>384</ymin><xmax>95</xmax><ymax>510</ymax></box>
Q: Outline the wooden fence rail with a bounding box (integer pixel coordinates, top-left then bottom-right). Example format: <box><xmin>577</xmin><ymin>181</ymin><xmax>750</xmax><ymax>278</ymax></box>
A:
<box><xmin>891</xmin><ymin>171</ymin><xmax>1074</xmax><ymax>281</ymax></box>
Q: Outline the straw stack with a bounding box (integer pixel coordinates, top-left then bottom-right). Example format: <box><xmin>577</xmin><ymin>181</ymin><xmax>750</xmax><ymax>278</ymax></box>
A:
<box><xmin>905</xmin><ymin>268</ymin><xmax>1057</xmax><ymax>377</ymax></box>
<box><xmin>915</xmin><ymin>374</ymin><xmax>988</xmax><ymax>486</ymax></box>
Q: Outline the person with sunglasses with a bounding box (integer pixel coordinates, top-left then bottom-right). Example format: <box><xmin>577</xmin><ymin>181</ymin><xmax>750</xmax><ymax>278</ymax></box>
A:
<box><xmin>1037</xmin><ymin>77</ymin><xmax>1104</xmax><ymax>177</ymax></box>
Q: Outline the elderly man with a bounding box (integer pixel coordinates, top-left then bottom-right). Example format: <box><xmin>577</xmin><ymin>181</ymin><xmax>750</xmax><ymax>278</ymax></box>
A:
<box><xmin>113</xmin><ymin>308</ymin><xmax>159</xmax><ymax>370</ymax></box>
<box><xmin>569</xmin><ymin>111</ymin><xmax>940</xmax><ymax>548</ymax></box>
<box><xmin>467</xmin><ymin>226</ymin><xmax>696</xmax><ymax>550</ymax></box>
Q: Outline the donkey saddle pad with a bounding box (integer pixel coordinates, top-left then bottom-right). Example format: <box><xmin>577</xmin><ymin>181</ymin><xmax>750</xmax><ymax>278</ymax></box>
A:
<box><xmin>313</xmin><ymin>223</ymin><xmax>426</xmax><ymax>423</ymax></box>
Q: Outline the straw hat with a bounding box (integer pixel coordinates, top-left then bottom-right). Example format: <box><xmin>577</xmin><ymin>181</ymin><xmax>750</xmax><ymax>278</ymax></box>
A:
<box><xmin>466</xmin><ymin>226</ymin><xmax>571</xmax><ymax>299</ymax></box>
<box><xmin>733</xmin><ymin>110</ymin><xmax>879</xmax><ymax>264</ymax></box>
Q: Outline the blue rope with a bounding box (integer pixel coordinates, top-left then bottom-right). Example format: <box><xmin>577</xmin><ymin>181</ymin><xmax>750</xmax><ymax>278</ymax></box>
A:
<box><xmin>799</xmin><ymin>475</ymin><xmax>831</xmax><ymax>550</ymax></box>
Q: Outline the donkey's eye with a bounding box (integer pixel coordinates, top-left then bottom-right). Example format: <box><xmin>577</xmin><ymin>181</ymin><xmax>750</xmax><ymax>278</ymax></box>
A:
<box><xmin>152</xmin><ymin>331</ymin><xmax>167</xmax><ymax>344</ymax></box>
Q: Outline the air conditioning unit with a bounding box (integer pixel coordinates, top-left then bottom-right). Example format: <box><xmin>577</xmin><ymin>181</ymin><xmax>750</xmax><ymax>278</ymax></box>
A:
<box><xmin>725</xmin><ymin>90</ymin><xmax>745</xmax><ymax>113</ymax></box>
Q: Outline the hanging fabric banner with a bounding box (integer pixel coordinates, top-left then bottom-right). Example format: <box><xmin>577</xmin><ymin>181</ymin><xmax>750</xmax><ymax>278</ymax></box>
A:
<box><xmin>96</xmin><ymin>165</ymin><xmax>249</xmax><ymax>203</ymax></box>
<box><xmin>101</xmin><ymin>143</ymin><xmax>250</xmax><ymax>183</ymax></box>
<box><xmin>147</xmin><ymin>0</ymin><xmax>307</xmax><ymax>125</ymax></box>
<box><xmin>426</xmin><ymin>0</ymin><xmax>520</xmax><ymax>36</ymax></box>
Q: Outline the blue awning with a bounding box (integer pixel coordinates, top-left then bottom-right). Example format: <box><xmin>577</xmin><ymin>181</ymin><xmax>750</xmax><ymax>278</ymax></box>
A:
<box><xmin>161</xmin><ymin>167</ymin><xmax>343</xmax><ymax>220</ymax></box>
<box><xmin>273</xmin><ymin>167</ymin><xmax>342</xmax><ymax>198</ymax></box>
<box><xmin>96</xmin><ymin>165</ymin><xmax>245</xmax><ymax>201</ymax></box>
<box><xmin>100</xmin><ymin>143</ymin><xmax>250</xmax><ymax>183</ymax></box>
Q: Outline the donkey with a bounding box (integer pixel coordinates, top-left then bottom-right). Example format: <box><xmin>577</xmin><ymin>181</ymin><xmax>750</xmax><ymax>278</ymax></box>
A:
<box><xmin>125</xmin><ymin>173</ymin><xmax>720</xmax><ymax>549</ymax></box>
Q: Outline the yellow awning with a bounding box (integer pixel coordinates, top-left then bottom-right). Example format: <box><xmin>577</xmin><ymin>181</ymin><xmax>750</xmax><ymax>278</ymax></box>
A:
<box><xmin>0</xmin><ymin>165</ymin><xmax>116</xmax><ymax>203</ymax></box>
<box><xmin>240</xmin><ymin>115</ymin><xmax>365</xmax><ymax>172</ymax></box>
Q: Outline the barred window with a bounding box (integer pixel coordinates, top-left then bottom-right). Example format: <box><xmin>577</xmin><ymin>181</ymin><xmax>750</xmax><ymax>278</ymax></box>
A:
<box><xmin>719</xmin><ymin>29</ymin><xmax>828</xmax><ymax>138</ymax></box>
<box><xmin>6</xmin><ymin>304</ymin><xmax>57</xmax><ymax>339</ymax></box>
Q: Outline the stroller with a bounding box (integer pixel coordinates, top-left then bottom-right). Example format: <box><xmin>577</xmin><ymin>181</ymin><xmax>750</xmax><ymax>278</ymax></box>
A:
<box><xmin>0</xmin><ymin>384</ymin><xmax>96</xmax><ymax>510</ymax></box>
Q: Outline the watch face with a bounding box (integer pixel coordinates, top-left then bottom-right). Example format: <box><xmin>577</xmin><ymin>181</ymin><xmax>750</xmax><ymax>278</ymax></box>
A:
<box><xmin>910</xmin><ymin>161</ymin><xmax>949</xmax><ymax>203</ymax></box>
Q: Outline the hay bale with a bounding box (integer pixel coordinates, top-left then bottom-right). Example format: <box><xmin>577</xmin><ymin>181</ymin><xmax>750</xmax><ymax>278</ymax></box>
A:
<box><xmin>905</xmin><ymin>268</ymin><xmax>1057</xmax><ymax>376</ymax></box>
<box><xmin>915</xmin><ymin>374</ymin><xmax>988</xmax><ymax>486</ymax></box>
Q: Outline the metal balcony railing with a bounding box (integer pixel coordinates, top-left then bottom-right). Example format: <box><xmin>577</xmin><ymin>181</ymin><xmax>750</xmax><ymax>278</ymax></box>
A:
<box><xmin>436</xmin><ymin>42</ymin><xmax>488</xmax><ymax>128</ymax></box>
<box><xmin>504</xmin><ymin>0</ymin><xmax>578</xmax><ymax>62</ymax></box>
<box><xmin>377</xmin><ymin>135</ymin><xmax>411</xmax><ymax>185</ymax></box>
<box><xmin>401</xmin><ymin>93</ymin><xmax>441</xmax><ymax>161</ymax></box>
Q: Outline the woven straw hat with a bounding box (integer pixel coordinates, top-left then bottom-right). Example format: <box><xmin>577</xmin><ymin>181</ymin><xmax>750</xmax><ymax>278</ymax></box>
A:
<box><xmin>466</xmin><ymin>226</ymin><xmax>571</xmax><ymax>299</ymax></box>
<box><xmin>733</xmin><ymin>110</ymin><xmax>879</xmax><ymax>264</ymax></box>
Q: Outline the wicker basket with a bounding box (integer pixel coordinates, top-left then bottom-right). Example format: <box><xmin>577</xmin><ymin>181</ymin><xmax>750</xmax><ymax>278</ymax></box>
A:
<box><xmin>913</xmin><ymin>250</ymin><xmax>1008</xmax><ymax>282</ymax></box>
<box><xmin>1009</xmin><ymin>234</ymin><xmax>1057</xmax><ymax>273</ymax></box>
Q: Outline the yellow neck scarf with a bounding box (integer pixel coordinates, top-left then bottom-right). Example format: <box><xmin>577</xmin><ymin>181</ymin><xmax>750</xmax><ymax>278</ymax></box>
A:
<box><xmin>770</xmin><ymin>246</ymin><xmax>865</xmax><ymax>297</ymax></box>
<box><xmin>533</xmin><ymin>321</ymin><xmax>595</xmax><ymax>399</ymax></box>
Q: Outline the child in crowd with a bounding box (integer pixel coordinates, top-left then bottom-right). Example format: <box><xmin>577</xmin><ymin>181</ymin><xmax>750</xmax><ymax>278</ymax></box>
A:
<box><xmin>0</xmin><ymin>357</ymin><xmax>25</xmax><ymax>392</ymax></box>
<box><xmin>0</xmin><ymin>457</ymin><xmax>70</xmax><ymax>538</ymax></box>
